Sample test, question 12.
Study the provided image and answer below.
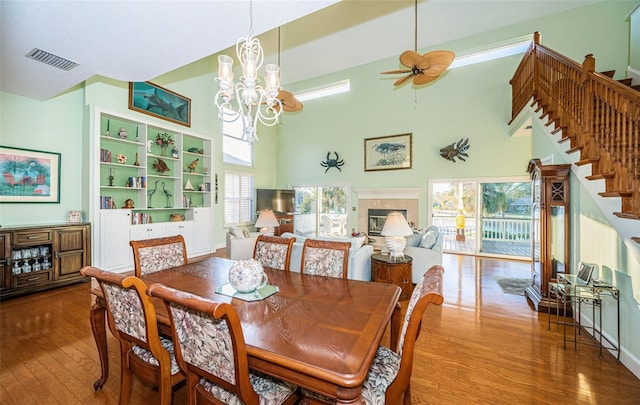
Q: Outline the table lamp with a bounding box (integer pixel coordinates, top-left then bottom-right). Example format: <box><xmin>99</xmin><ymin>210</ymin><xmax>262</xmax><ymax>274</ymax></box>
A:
<box><xmin>380</xmin><ymin>212</ymin><xmax>413</xmax><ymax>260</ymax></box>
<box><xmin>255</xmin><ymin>209</ymin><xmax>279</xmax><ymax>236</ymax></box>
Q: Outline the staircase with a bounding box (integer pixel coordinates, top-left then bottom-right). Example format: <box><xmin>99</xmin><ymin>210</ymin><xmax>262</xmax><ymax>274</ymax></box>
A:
<box><xmin>509</xmin><ymin>32</ymin><xmax>640</xmax><ymax>251</ymax></box>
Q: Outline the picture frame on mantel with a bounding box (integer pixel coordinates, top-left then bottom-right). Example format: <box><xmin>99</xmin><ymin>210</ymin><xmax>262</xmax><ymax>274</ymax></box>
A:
<box><xmin>364</xmin><ymin>133</ymin><xmax>412</xmax><ymax>172</ymax></box>
<box><xmin>0</xmin><ymin>146</ymin><xmax>61</xmax><ymax>203</ymax></box>
<box><xmin>129</xmin><ymin>81</ymin><xmax>191</xmax><ymax>127</ymax></box>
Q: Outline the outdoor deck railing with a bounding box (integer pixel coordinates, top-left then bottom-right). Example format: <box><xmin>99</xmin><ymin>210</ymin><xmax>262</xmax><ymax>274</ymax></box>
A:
<box><xmin>433</xmin><ymin>216</ymin><xmax>532</xmax><ymax>243</ymax></box>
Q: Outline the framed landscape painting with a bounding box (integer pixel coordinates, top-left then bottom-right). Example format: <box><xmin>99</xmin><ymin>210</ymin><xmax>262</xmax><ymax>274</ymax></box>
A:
<box><xmin>0</xmin><ymin>146</ymin><xmax>61</xmax><ymax>203</ymax></box>
<box><xmin>129</xmin><ymin>81</ymin><xmax>191</xmax><ymax>127</ymax></box>
<box><xmin>364</xmin><ymin>133</ymin><xmax>412</xmax><ymax>171</ymax></box>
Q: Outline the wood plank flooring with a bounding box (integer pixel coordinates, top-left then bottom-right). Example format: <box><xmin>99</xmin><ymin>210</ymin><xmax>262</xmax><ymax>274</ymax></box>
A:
<box><xmin>1</xmin><ymin>253</ymin><xmax>638</xmax><ymax>404</ymax></box>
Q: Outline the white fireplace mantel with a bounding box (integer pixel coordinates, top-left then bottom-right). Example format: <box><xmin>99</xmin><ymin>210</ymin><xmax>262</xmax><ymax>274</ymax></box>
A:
<box><xmin>354</xmin><ymin>188</ymin><xmax>422</xmax><ymax>199</ymax></box>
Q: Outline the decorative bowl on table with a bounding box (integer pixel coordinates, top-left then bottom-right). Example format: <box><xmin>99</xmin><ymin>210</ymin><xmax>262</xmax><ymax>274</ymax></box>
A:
<box><xmin>228</xmin><ymin>259</ymin><xmax>268</xmax><ymax>294</ymax></box>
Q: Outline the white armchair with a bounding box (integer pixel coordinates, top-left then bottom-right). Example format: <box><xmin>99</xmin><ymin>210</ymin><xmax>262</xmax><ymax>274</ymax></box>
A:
<box><xmin>225</xmin><ymin>228</ymin><xmax>260</xmax><ymax>260</ymax></box>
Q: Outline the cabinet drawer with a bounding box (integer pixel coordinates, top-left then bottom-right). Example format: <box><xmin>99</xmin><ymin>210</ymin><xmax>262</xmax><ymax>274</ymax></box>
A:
<box><xmin>14</xmin><ymin>230</ymin><xmax>52</xmax><ymax>245</ymax></box>
<box><xmin>14</xmin><ymin>270</ymin><xmax>52</xmax><ymax>287</ymax></box>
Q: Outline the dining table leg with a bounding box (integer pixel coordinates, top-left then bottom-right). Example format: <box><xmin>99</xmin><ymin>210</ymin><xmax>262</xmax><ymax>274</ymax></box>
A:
<box><xmin>89</xmin><ymin>300</ymin><xmax>109</xmax><ymax>391</ymax></box>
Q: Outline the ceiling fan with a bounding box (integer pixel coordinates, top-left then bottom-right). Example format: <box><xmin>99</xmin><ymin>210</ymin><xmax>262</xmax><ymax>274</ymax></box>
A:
<box><xmin>276</xmin><ymin>27</ymin><xmax>303</xmax><ymax>112</ymax></box>
<box><xmin>381</xmin><ymin>0</ymin><xmax>455</xmax><ymax>87</ymax></box>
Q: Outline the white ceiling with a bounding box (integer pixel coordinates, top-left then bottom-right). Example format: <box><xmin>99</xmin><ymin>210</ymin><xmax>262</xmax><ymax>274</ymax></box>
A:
<box><xmin>1</xmin><ymin>0</ymin><xmax>601</xmax><ymax>101</ymax></box>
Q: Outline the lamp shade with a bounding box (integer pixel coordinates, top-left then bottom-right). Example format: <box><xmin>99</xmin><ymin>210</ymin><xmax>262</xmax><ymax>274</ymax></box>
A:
<box><xmin>255</xmin><ymin>209</ymin><xmax>279</xmax><ymax>228</ymax></box>
<box><xmin>380</xmin><ymin>212</ymin><xmax>413</xmax><ymax>237</ymax></box>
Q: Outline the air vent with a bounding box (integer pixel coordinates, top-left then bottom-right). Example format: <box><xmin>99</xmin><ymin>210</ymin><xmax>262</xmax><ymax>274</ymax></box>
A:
<box><xmin>26</xmin><ymin>48</ymin><xmax>78</xmax><ymax>71</ymax></box>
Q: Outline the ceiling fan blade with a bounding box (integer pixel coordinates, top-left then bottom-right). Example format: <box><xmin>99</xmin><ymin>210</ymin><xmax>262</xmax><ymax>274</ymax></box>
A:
<box><xmin>421</xmin><ymin>50</ymin><xmax>456</xmax><ymax>76</ymax></box>
<box><xmin>413</xmin><ymin>73</ymin><xmax>439</xmax><ymax>85</ymax></box>
<box><xmin>394</xmin><ymin>74</ymin><xmax>414</xmax><ymax>86</ymax></box>
<box><xmin>277</xmin><ymin>90</ymin><xmax>303</xmax><ymax>112</ymax></box>
<box><xmin>381</xmin><ymin>69</ymin><xmax>412</xmax><ymax>75</ymax></box>
<box><xmin>399</xmin><ymin>50</ymin><xmax>424</xmax><ymax>68</ymax></box>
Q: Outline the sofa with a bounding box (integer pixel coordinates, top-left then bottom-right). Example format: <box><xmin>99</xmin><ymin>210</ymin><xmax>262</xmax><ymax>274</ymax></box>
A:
<box><xmin>225</xmin><ymin>228</ymin><xmax>374</xmax><ymax>281</ymax></box>
<box><xmin>226</xmin><ymin>227</ymin><xmax>261</xmax><ymax>260</ymax></box>
<box><xmin>404</xmin><ymin>226</ymin><xmax>444</xmax><ymax>284</ymax></box>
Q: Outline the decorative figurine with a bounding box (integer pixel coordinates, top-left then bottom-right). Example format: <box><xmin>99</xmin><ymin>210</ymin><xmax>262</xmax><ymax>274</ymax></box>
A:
<box><xmin>133</xmin><ymin>152</ymin><xmax>140</xmax><ymax>166</ymax></box>
<box><xmin>320</xmin><ymin>151</ymin><xmax>345</xmax><ymax>173</ymax></box>
<box><xmin>116</xmin><ymin>153</ymin><xmax>126</xmax><ymax>164</ymax></box>
<box><xmin>108</xmin><ymin>168</ymin><xmax>114</xmax><ymax>186</ymax></box>
<box><xmin>153</xmin><ymin>158</ymin><xmax>170</xmax><ymax>174</ymax></box>
<box><xmin>122</xmin><ymin>199</ymin><xmax>135</xmax><ymax>208</ymax></box>
<box><xmin>188</xmin><ymin>158</ymin><xmax>199</xmax><ymax>173</ymax></box>
<box><xmin>184</xmin><ymin>179</ymin><xmax>194</xmax><ymax>191</ymax></box>
<box><xmin>105</xmin><ymin>119</ymin><xmax>110</xmax><ymax>137</ymax></box>
<box><xmin>202</xmin><ymin>167</ymin><xmax>208</xmax><ymax>175</ymax></box>
<box><xmin>161</xmin><ymin>181</ymin><xmax>173</xmax><ymax>208</ymax></box>
<box><xmin>172</xmin><ymin>146</ymin><xmax>179</xmax><ymax>159</ymax></box>
<box><xmin>439</xmin><ymin>138</ymin><xmax>470</xmax><ymax>162</ymax></box>
<box><xmin>147</xmin><ymin>180</ymin><xmax>159</xmax><ymax>208</ymax></box>
<box><xmin>118</xmin><ymin>127</ymin><xmax>128</xmax><ymax>139</ymax></box>
<box><xmin>147</xmin><ymin>140</ymin><xmax>153</xmax><ymax>153</ymax></box>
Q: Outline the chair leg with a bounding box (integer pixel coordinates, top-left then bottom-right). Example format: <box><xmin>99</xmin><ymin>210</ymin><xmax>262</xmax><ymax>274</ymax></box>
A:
<box><xmin>403</xmin><ymin>384</ymin><xmax>411</xmax><ymax>405</ymax></box>
<box><xmin>119</xmin><ymin>347</ymin><xmax>133</xmax><ymax>405</ymax></box>
<box><xmin>159</xmin><ymin>380</ymin><xmax>172</xmax><ymax>405</ymax></box>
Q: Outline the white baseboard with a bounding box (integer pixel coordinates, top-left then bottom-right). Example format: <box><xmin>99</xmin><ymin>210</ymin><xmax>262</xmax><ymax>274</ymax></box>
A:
<box><xmin>578</xmin><ymin>312</ymin><xmax>640</xmax><ymax>379</ymax></box>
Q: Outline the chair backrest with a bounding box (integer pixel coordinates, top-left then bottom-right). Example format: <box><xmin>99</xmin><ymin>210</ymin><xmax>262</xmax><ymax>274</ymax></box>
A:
<box><xmin>389</xmin><ymin>265</ymin><xmax>444</xmax><ymax>399</ymax></box>
<box><xmin>130</xmin><ymin>235</ymin><xmax>188</xmax><ymax>277</ymax></box>
<box><xmin>300</xmin><ymin>239</ymin><xmax>350</xmax><ymax>279</ymax></box>
<box><xmin>80</xmin><ymin>266</ymin><xmax>165</xmax><ymax>356</ymax></box>
<box><xmin>253</xmin><ymin>235</ymin><xmax>296</xmax><ymax>271</ymax></box>
<box><xmin>147</xmin><ymin>284</ymin><xmax>260</xmax><ymax>404</ymax></box>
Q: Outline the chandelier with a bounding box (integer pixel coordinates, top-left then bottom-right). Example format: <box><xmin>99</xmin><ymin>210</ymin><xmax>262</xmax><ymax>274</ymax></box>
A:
<box><xmin>214</xmin><ymin>1</ymin><xmax>282</xmax><ymax>142</ymax></box>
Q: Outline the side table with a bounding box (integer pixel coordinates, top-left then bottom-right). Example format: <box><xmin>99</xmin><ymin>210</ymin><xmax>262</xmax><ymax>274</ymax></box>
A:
<box><xmin>371</xmin><ymin>253</ymin><xmax>413</xmax><ymax>300</ymax></box>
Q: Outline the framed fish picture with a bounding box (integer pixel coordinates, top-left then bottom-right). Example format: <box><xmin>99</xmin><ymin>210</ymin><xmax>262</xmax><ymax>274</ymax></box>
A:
<box><xmin>364</xmin><ymin>133</ymin><xmax>412</xmax><ymax>171</ymax></box>
<box><xmin>129</xmin><ymin>81</ymin><xmax>191</xmax><ymax>127</ymax></box>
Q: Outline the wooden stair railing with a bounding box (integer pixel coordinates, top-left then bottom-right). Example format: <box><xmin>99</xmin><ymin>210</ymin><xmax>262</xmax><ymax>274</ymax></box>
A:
<box><xmin>510</xmin><ymin>32</ymin><xmax>640</xmax><ymax>243</ymax></box>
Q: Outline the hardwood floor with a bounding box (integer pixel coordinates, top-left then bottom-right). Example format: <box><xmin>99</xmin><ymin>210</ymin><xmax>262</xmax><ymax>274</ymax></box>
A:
<box><xmin>1</xmin><ymin>253</ymin><xmax>638</xmax><ymax>404</ymax></box>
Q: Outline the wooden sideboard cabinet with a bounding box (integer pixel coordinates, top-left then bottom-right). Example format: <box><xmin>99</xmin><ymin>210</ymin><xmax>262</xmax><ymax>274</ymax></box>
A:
<box><xmin>1</xmin><ymin>223</ymin><xmax>91</xmax><ymax>300</ymax></box>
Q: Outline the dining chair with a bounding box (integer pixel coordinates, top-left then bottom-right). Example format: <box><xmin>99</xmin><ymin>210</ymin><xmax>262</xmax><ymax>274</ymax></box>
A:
<box><xmin>302</xmin><ymin>265</ymin><xmax>444</xmax><ymax>405</ymax></box>
<box><xmin>147</xmin><ymin>284</ymin><xmax>301</xmax><ymax>405</ymax></box>
<box><xmin>80</xmin><ymin>266</ymin><xmax>184</xmax><ymax>405</ymax></box>
<box><xmin>300</xmin><ymin>239</ymin><xmax>351</xmax><ymax>279</ymax></box>
<box><xmin>130</xmin><ymin>235</ymin><xmax>188</xmax><ymax>277</ymax></box>
<box><xmin>253</xmin><ymin>234</ymin><xmax>296</xmax><ymax>271</ymax></box>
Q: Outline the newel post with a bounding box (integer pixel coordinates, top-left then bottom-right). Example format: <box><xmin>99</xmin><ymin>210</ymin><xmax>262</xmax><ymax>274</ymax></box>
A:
<box><xmin>582</xmin><ymin>54</ymin><xmax>596</xmax><ymax>144</ymax></box>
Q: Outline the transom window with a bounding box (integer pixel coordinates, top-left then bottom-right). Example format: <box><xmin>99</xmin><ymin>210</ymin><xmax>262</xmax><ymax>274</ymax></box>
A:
<box><xmin>222</xmin><ymin>109</ymin><xmax>253</xmax><ymax>167</ymax></box>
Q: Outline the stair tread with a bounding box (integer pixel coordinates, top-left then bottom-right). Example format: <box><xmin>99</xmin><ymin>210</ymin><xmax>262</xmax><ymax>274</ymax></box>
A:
<box><xmin>599</xmin><ymin>191</ymin><xmax>633</xmax><ymax>198</ymax></box>
<box><xmin>631</xmin><ymin>237</ymin><xmax>640</xmax><ymax>244</ymax></box>
<box><xmin>618</xmin><ymin>78</ymin><xmax>633</xmax><ymax>86</ymax></box>
<box><xmin>585</xmin><ymin>173</ymin><xmax>614</xmax><ymax>180</ymax></box>
<box><xmin>575</xmin><ymin>158</ymin><xmax>599</xmax><ymax>166</ymax></box>
<box><xmin>600</xmin><ymin>70</ymin><xmax>615</xmax><ymax>78</ymax></box>
<box><xmin>613</xmin><ymin>212</ymin><xmax>640</xmax><ymax>220</ymax></box>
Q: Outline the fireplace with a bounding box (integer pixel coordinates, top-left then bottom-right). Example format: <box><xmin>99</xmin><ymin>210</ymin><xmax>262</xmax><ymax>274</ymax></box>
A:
<box><xmin>368</xmin><ymin>209</ymin><xmax>407</xmax><ymax>236</ymax></box>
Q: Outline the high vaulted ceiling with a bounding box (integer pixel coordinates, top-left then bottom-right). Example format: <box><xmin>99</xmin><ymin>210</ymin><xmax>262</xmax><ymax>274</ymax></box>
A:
<box><xmin>1</xmin><ymin>0</ymin><xmax>601</xmax><ymax>101</ymax></box>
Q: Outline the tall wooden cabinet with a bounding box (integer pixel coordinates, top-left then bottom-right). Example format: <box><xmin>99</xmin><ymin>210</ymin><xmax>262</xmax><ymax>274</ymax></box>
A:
<box><xmin>1</xmin><ymin>223</ymin><xmax>91</xmax><ymax>300</ymax></box>
<box><xmin>524</xmin><ymin>159</ymin><xmax>571</xmax><ymax>312</ymax></box>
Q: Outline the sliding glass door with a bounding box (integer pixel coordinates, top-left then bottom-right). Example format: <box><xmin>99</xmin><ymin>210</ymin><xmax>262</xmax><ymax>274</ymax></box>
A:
<box><xmin>293</xmin><ymin>185</ymin><xmax>349</xmax><ymax>237</ymax></box>
<box><xmin>431</xmin><ymin>178</ymin><xmax>531</xmax><ymax>259</ymax></box>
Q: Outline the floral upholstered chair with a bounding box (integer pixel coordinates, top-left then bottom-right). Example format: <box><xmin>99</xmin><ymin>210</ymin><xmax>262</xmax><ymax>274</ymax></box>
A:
<box><xmin>147</xmin><ymin>284</ymin><xmax>301</xmax><ymax>405</ymax></box>
<box><xmin>130</xmin><ymin>235</ymin><xmax>188</xmax><ymax>277</ymax></box>
<box><xmin>80</xmin><ymin>266</ymin><xmax>184</xmax><ymax>405</ymax></box>
<box><xmin>302</xmin><ymin>265</ymin><xmax>444</xmax><ymax>405</ymax></box>
<box><xmin>253</xmin><ymin>235</ymin><xmax>296</xmax><ymax>271</ymax></box>
<box><xmin>300</xmin><ymin>239</ymin><xmax>351</xmax><ymax>279</ymax></box>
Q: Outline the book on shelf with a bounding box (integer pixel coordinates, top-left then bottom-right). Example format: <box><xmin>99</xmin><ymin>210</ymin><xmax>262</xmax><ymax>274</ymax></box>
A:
<box><xmin>100</xmin><ymin>148</ymin><xmax>112</xmax><ymax>163</ymax></box>
<box><xmin>100</xmin><ymin>196</ymin><xmax>117</xmax><ymax>209</ymax></box>
<box><xmin>131</xmin><ymin>212</ymin><xmax>152</xmax><ymax>225</ymax></box>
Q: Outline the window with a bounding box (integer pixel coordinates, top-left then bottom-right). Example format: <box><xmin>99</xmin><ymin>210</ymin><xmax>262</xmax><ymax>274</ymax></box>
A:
<box><xmin>224</xmin><ymin>171</ymin><xmax>255</xmax><ymax>226</ymax></box>
<box><xmin>222</xmin><ymin>109</ymin><xmax>253</xmax><ymax>166</ymax></box>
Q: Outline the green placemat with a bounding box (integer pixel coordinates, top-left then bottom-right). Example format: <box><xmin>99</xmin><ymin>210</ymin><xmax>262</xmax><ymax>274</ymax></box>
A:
<box><xmin>215</xmin><ymin>283</ymin><xmax>279</xmax><ymax>302</ymax></box>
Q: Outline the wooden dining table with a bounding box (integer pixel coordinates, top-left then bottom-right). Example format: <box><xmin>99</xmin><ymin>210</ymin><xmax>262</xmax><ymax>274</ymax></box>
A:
<box><xmin>88</xmin><ymin>257</ymin><xmax>402</xmax><ymax>405</ymax></box>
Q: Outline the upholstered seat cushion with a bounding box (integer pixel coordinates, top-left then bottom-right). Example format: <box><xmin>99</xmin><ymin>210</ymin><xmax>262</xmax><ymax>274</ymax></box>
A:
<box><xmin>303</xmin><ymin>345</ymin><xmax>400</xmax><ymax>404</ymax></box>
<box><xmin>200</xmin><ymin>370</ymin><xmax>298</xmax><ymax>405</ymax></box>
<box><xmin>131</xmin><ymin>336</ymin><xmax>181</xmax><ymax>375</ymax></box>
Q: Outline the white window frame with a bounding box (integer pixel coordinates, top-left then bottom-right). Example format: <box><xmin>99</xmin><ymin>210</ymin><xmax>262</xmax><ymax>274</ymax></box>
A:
<box><xmin>222</xmin><ymin>109</ymin><xmax>253</xmax><ymax>167</ymax></box>
<box><xmin>224</xmin><ymin>170</ymin><xmax>255</xmax><ymax>227</ymax></box>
